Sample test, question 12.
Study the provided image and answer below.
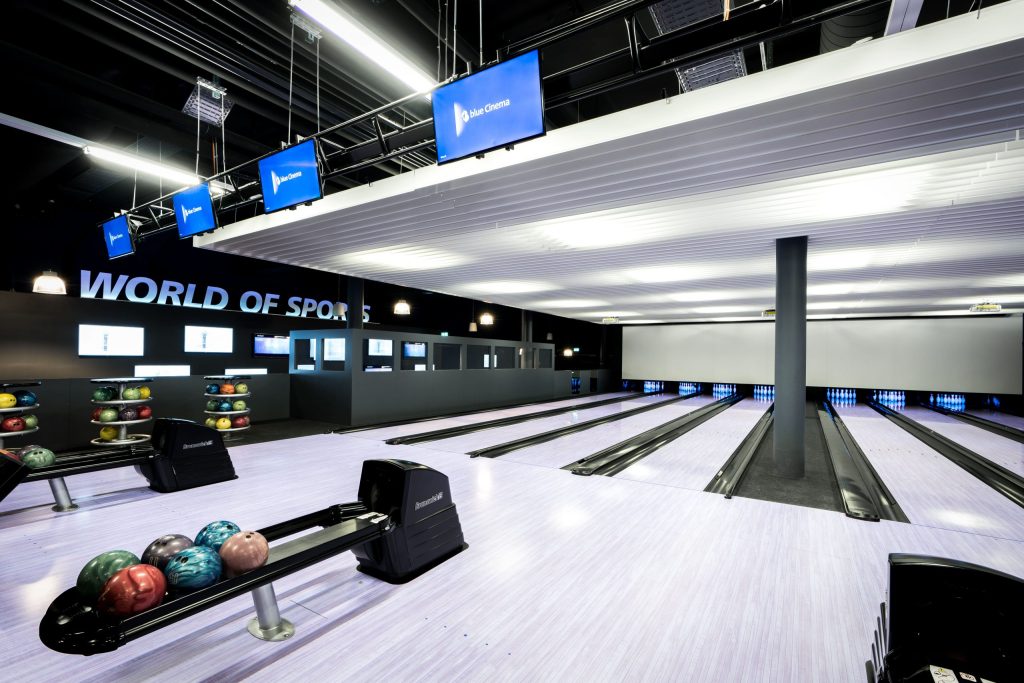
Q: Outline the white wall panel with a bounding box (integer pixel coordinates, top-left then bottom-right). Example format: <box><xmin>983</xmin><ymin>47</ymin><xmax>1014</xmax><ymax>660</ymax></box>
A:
<box><xmin>623</xmin><ymin>315</ymin><xmax>1022</xmax><ymax>394</ymax></box>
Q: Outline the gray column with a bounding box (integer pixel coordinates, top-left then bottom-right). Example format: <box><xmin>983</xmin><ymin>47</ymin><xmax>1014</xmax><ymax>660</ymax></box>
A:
<box><xmin>521</xmin><ymin>311</ymin><xmax>533</xmax><ymax>343</ymax></box>
<box><xmin>773</xmin><ymin>236</ymin><xmax>807</xmax><ymax>479</ymax></box>
<box><xmin>346</xmin><ymin>277</ymin><xmax>364</xmax><ymax>330</ymax></box>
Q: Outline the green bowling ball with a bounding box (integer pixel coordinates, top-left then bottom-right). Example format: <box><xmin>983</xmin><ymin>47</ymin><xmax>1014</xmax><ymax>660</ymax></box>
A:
<box><xmin>22</xmin><ymin>414</ymin><xmax>39</xmax><ymax>429</ymax></box>
<box><xmin>204</xmin><ymin>417</ymin><xmax>217</xmax><ymax>428</ymax></box>
<box><xmin>20</xmin><ymin>445</ymin><xmax>55</xmax><ymax>469</ymax></box>
<box><xmin>76</xmin><ymin>550</ymin><xmax>140</xmax><ymax>601</ymax></box>
<box><xmin>234</xmin><ymin>383</ymin><xmax>248</xmax><ymax>394</ymax></box>
<box><xmin>98</xmin><ymin>408</ymin><xmax>119</xmax><ymax>422</ymax></box>
<box><xmin>92</xmin><ymin>388</ymin><xmax>110</xmax><ymax>402</ymax></box>
<box><xmin>205</xmin><ymin>400</ymin><xmax>220</xmax><ymax>411</ymax></box>
<box><xmin>231</xmin><ymin>400</ymin><xmax>247</xmax><ymax>411</ymax></box>
<box><xmin>122</xmin><ymin>387</ymin><xmax>141</xmax><ymax>400</ymax></box>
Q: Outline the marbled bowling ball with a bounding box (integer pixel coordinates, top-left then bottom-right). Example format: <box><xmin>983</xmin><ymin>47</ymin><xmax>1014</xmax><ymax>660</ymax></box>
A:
<box><xmin>23</xmin><ymin>414</ymin><xmax>39</xmax><ymax>429</ymax></box>
<box><xmin>231</xmin><ymin>400</ymin><xmax>247</xmax><ymax>411</ymax></box>
<box><xmin>122</xmin><ymin>387</ymin><xmax>141</xmax><ymax>400</ymax></box>
<box><xmin>204</xmin><ymin>417</ymin><xmax>217</xmax><ymax>429</ymax></box>
<box><xmin>97</xmin><ymin>564</ymin><xmax>166</xmax><ymax>617</ymax></box>
<box><xmin>164</xmin><ymin>546</ymin><xmax>222</xmax><ymax>590</ymax></box>
<box><xmin>20</xmin><ymin>445</ymin><xmax>55</xmax><ymax>469</ymax></box>
<box><xmin>195</xmin><ymin>520</ymin><xmax>241</xmax><ymax>552</ymax></box>
<box><xmin>141</xmin><ymin>534</ymin><xmax>194</xmax><ymax>570</ymax></box>
<box><xmin>77</xmin><ymin>550</ymin><xmax>141</xmax><ymax>601</ymax></box>
<box><xmin>234</xmin><ymin>383</ymin><xmax>248</xmax><ymax>394</ymax></box>
<box><xmin>205</xmin><ymin>399</ymin><xmax>220</xmax><ymax>411</ymax></box>
<box><xmin>0</xmin><ymin>393</ymin><xmax>16</xmax><ymax>408</ymax></box>
<box><xmin>98</xmin><ymin>408</ymin><xmax>119</xmax><ymax>423</ymax></box>
<box><xmin>92</xmin><ymin>387</ymin><xmax>116</xmax><ymax>402</ymax></box>
<box><xmin>13</xmin><ymin>389</ymin><xmax>37</xmax><ymax>406</ymax></box>
<box><xmin>231</xmin><ymin>416</ymin><xmax>247</xmax><ymax>429</ymax></box>
<box><xmin>217</xmin><ymin>400</ymin><xmax>232</xmax><ymax>412</ymax></box>
<box><xmin>219</xmin><ymin>531</ymin><xmax>269</xmax><ymax>577</ymax></box>
<box><xmin>137</xmin><ymin>405</ymin><xmax>153</xmax><ymax>419</ymax></box>
<box><xmin>205</xmin><ymin>383</ymin><xmax>220</xmax><ymax>395</ymax></box>
<box><xmin>138</xmin><ymin>385</ymin><xmax>151</xmax><ymax>399</ymax></box>
<box><xmin>99</xmin><ymin>426</ymin><xmax>119</xmax><ymax>441</ymax></box>
<box><xmin>220</xmin><ymin>384</ymin><xmax>235</xmax><ymax>395</ymax></box>
<box><xmin>1</xmin><ymin>417</ymin><xmax>25</xmax><ymax>432</ymax></box>
<box><xmin>118</xmin><ymin>407</ymin><xmax>139</xmax><ymax>422</ymax></box>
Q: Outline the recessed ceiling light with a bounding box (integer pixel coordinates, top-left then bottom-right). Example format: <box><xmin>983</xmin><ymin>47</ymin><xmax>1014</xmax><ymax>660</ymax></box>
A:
<box><xmin>462</xmin><ymin>281</ymin><xmax>554</xmax><ymax>294</ymax></box>
<box><xmin>668</xmin><ymin>288</ymin><xmax>772</xmax><ymax>303</ymax></box>
<box><xmin>534</xmin><ymin>299</ymin><xmax>610</xmax><ymax>308</ymax></box>
<box><xmin>342</xmin><ymin>246</ymin><xmax>467</xmax><ymax>271</ymax></box>
<box><xmin>808</xmin><ymin>250</ymin><xmax>875</xmax><ymax>272</ymax></box>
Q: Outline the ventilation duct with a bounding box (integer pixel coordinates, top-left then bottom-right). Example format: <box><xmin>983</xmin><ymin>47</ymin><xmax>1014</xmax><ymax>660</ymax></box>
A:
<box><xmin>819</xmin><ymin>5</ymin><xmax>889</xmax><ymax>52</ymax></box>
<box><xmin>649</xmin><ymin>0</ymin><xmax>747</xmax><ymax>92</ymax></box>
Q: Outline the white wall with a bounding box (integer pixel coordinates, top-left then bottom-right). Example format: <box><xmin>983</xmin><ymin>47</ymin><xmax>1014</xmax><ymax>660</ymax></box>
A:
<box><xmin>622</xmin><ymin>315</ymin><xmax>1022</xmax><ymax>394</ymax></box>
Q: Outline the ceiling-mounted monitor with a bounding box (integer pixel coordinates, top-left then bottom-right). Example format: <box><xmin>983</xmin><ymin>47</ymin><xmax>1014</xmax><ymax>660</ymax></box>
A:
<box><xmin>257</xmin><ymin>139</ymin><xmax>323</xmax><ymax>213</ymax></box>
<box><xmin>101</xmin><ymin>214</ymin><xmax>135</xmax><ymax>259</ymax></box>
<box><xmin>173</xmin><ymin>183</ymin><xmax>217</xmax><ymax>238</ymax></box>
<box><xmin>432</xmin><ymin>50</ymin><xmax>545</xmax><ymax>165</ymax></box>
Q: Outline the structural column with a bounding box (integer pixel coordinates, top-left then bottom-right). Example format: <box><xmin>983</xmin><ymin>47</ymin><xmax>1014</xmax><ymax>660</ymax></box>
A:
<box><xmin>346</xmin><ymin>277</ymin><xmax>364</xmax><ymax>330</ymax></box>
<box><xmin>773</xmin><ymin>236</ymin><xmax>807</xmax><ymax>478</ymax></box>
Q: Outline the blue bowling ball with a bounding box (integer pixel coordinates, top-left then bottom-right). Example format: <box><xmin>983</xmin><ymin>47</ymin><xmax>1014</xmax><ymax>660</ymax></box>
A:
<box><xmin>14</xmin><ymin>390</ymin><xmax>37</xmax><ymax>407</ymax></box>
<box><xmin>206</xmin><ymin>384</ymin><xmax>220</xmax><ymax>395</ymax></box>
<box><xmin>217</xmin><ymin>400</ymin><xmax>233</xmax><ymax>412</ymax></box>
<box><xmin>195</xmin><ymin>520</ymin><xmax>241</xmax><ymax>552</ymax></box>
<box><xmin>164</xmin><ymin>546</ymin><xmax>222</xmax><ymax>590</ymax></box>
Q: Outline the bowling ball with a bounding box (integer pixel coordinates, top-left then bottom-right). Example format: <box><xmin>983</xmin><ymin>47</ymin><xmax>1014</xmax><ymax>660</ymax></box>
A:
<box><xmin>98</xmin><ymin>408</ymin><xmax>119</xmax><ymax>423</ymax></box>
<box><xmin>99</xmin><ymin>426</ymin><xmax>119</xmax><ymax>441</ymax></box>
<box><xmin>77</xmin><ymin>550</ymin><xmax>140</xmax><ymax>601</ymax></box>
<box><xmin>13</xmin><ymin>389</ymin><xmax>37</xmax><ymax>406</ymax></box>
<box><xmin>0</xmin><ymin>449</ymin><xmax>20</xmax><ymax>462</ymax></box>
<box><xmin>119</xmin><ymin>407</ymin><xmax>139</xmax><ymax>421</ymax></box>
<box><xmin>204</xmin><ymin>417</ymin><xmax>217</xmax><ymax>428</ymax></box>
<box><xmin>20</xmin><ymin>445</ymin><xmax>55</xmax><ymax>469</ymax></box>
<box><xmin>91</xmin><ymin>407</ymin><xmax>103</xmax><ymax>420</ymax></box>
<box><xmin>216</xmin><ymin>417</ymin><xmax>231</xmax><ymax>430</ymax></box>
<box><xmin>220</xmin><ymin>384</ymin><xmax>235</xmax><ymax>395</ymax></box>
<box><xmin>164</xmin><ymin>546</ymin><xmax>222</xmax><ymax>590</ymax></box>
<box><xmin>234</xmin><ymin>383</ymin><xmax>248</xmax><ymax>394</ymax></box>
<box><xmin>137</xmin><ymin>405</ymin><xmax>153</xmax><ymax>419</ymax></box>
<box><xmin>0</xmin><ymin>393</ymin><xmax>16</xmax><ymax>408</ymax></box>
<box><xmin>1</xmin><ymin>416</ymin><xmax>26</xmax><ymax>432</ymax></box>
<box><xmin>219</xmin><ymin>531</ymin><xmax>269</xmax><ymax>577</ymax></box>
<box><xmin>231</xmin><ymin>400</ymin><xmax>247</xmax><ymax>411</ymax></box>
<box><xmin>205</xmin><ymin>383</ymin><xmax>220</xmax><ymax>395</ymax></box>
<box><xmin>195</xmin><ymin>520</ymin><xmax>241</xmax><ymax>552</ymax></box>
<box><xmin>122</xmin><ymin>387</ymin><xmax>141</xmax><ymax>400</ymax></box>
<box><xmin>217</xmin><ymin>401</ymin><xmax>232</xmax><ymax>412</ymax></box>
<box><xmin>141</xmin><ymin>534</ymin><xmax>194</xmax><ymax>570</ymax></box>
<box><xmin>92</xmin><ymin>387</ymin><xmax>116</xmax><ymax>402</ymax></box>
<box><xmin>205</xmin><ymin>399</ymin><xmax>220</xmax><ymax>411</ymax></box>
<box><xmin>231</xmin><ymin>416</ymin><xmax>247</xmax><ymax>429</ymax></box>
<box><xmin>97</xmin><ymin>564</ymin><xmax>166</xmax><ymax>617</ymax></box>
<box><xmin>22</xmin><ymin>414</ymin><xmax>39</xmax><ymax>429</ymax></box>
<box><xmin>138</xmin><ymin>385</ymin><xmax>151</xmax><ymax>399</ymax></box>
<box><xmin>240</xmin><ymin>416</ymin><xmax>250</xmax><ymax>427</ymax></box>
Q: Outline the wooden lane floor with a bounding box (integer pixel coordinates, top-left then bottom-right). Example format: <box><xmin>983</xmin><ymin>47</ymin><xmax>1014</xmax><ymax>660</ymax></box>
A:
<box><xmin>615</xmin><ymin>398</ymin><xmax>769</xmax><ymax>490</ymax></box>
<box><xmin>901</xmin><ymin>406</ymin><xmax>1024</xmax><ymax>477</ymax></box>
<box><xmin>968</xmin><ymin>408</ymin><xmax>1024</xmax><ymax>431</ymax></box>
<box><xmin>836</xmin><ymin>403</ymin><xmax>1024</xmax><ymax>541</ymax></box>
<box><xmin>350</xmin><ymin>391</ymin><xmax>638</xmax><ymax>441</ymax></box>
<box><xmin>4</xmin><ymin>429</ymin><xmax>1023</xmax><ymax>681</ymax></box>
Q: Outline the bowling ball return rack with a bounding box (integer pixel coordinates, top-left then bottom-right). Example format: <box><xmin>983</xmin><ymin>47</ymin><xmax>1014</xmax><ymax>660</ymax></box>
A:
<box><xmin>0</xmin><ymin>418</ymin><xmax>236</xmax><ymax>512</ymax></box>
<box><xmin>0</xmin><ymin>380</ymin><xmax>43</xmax><ymax>448</ymax></box>
<box><xmin>39</xmin><ymin>459</ymin><xmax>467</xmax><ymax>655</ymax></box>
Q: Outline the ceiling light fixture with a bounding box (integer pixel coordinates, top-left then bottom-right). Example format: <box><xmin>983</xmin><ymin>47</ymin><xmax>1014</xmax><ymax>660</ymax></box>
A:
<box><xmin>479</xmin><ymin>313</ymin><xmax>494</xmax><ymax>326</ymax></box>
<box><xmin>32</xmin><ymin>270</ymin><xmax>67</xmax><ymax>295</ymax></box>
<box><xmin>468</xmin><ymin>322</ymin><xmax>478</xmax><ymax>332</ymax></box>
<box><xmin>762</xmin><ymin>309</ymin><xmax>776</xmax><ymax>318</ymax></box>
<box><xmin>601</xmin><ymin>317</ymin><xmax>620</xmax><ymax>324</ymax></box>
<box><xmin>563</xmin><ymin>348</ymin><xmax>573</xmax><ymax>357</ymax></box>
<box><xmin>969</xmin><ymin>302</ymin><xmax>1002</xmax><ymax>313</ymax></box>
<box><xmin>83</xmin><ymin>146</ymin><xmax>231</xmax><ymax>195</ymax></box>
<box><xmin>289</xmin><ymin>0</ymin><xmax>435</xmax><ymax>95</ymax></box>
<box><xmin>393</xmin><ymin>300</ymin><xmax>411</xmax><ymax>315</ymax></box>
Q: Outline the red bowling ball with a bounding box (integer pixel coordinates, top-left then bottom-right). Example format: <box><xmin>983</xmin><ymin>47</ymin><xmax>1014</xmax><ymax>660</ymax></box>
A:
<box><xmin>218</xmin><ymin>531</ymin><xmax>269</xmax><ymax>577</ymax></box>
<box><xmin>137</xmin><ymin>405</ymin><xmax>153</xmax><ymax>419</ymax></box>
<box><xmin>1</xmin><ymin>417</ymin><xmax>26</xmax><ymax>432</ymax></box>
<box><xmin>91</xmin><ymin>407</ymin><xmax>103</xmax><ymax>421</ymax></box>
<box><xmin>96</xmin><ymin>564</ymin><xmax>167</xmax><ymax>617</ymax></box>
<box><xmin>231</xmin><ymin>416</ymin><xmax>247</xmax><ymax>429</ymax></box>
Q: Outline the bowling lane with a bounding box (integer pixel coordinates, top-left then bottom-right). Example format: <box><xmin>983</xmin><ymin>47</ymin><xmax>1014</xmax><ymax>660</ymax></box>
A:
<box><xmin>351</xmin><ymin>391</ymin><xmax>638</xmax><ymax>441</ymax></box>
<box><xmin>968</xmin><ymin>408</ymin><xmax>1024</xmax><ymax>431</ymax></box>
<box><xmin>836</xmin><ymin>403</ymin><xmax>1024</xmax><ymax>541</ymax></box>
<box><xmin>902</xmin><ymin>406</ymin><xmax>1024</xmax><ymax>477</ymax></box>
<box><xmin>616</xmin><ymin>399</ymin><xmax>770</xmax><ymax>489</ymax></box>
<box><xmin>420</xmin><ymin>393</ymin><xmax>682</xmax><ymax>454</ymax></box>
<box><xmin>500</xmin><ymin>395</ymin><xmax>720</xmax><ymax>468</ymax></box>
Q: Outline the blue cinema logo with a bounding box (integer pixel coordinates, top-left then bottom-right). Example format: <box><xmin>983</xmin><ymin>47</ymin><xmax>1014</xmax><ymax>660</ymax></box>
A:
<box><xmin>270</xmin><ymin>169</ymin><xmax>303</xmax><ymax>194</ymax></box>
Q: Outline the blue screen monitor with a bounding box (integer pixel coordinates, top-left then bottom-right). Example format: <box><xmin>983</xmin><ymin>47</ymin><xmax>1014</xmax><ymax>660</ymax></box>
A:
<box><xmin>257</xmin><ymin>139</ymin><xmax>323</xmax><ymax>213</ymax></box>
<box><xmin>403</xmin><ymin>342</ymin><xmax>426</xmax><ymax>358</ymax></box>
<box><xmin>432</xmin><ymin>50</ymin><xmax>545</xmax><ymax>165</ymax></box>
<box><xmin>252</xmin><ymin>334</ymin><xmax>290</xmax><ymax>357</ymax></box>
<box><xmin>101</xmin><ymin>214</ymin><xmax>134</xmax><ymax>259</ymax></box>
<box><xmin>173</xmin><ymin>183</ymin><xmax>217</xmax><ymax>238</ymax></box>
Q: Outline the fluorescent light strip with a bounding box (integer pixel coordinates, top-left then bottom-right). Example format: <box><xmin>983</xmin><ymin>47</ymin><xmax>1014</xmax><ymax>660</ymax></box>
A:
<box><xmin>290</xmin><ymin>0</ymin><xmax>435</xmax><ymax>95</ymax></box>
<box><xmin>84</xmin><ymin>146</ymin><xmax>200</xmax><ymax>188</ymax></box>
